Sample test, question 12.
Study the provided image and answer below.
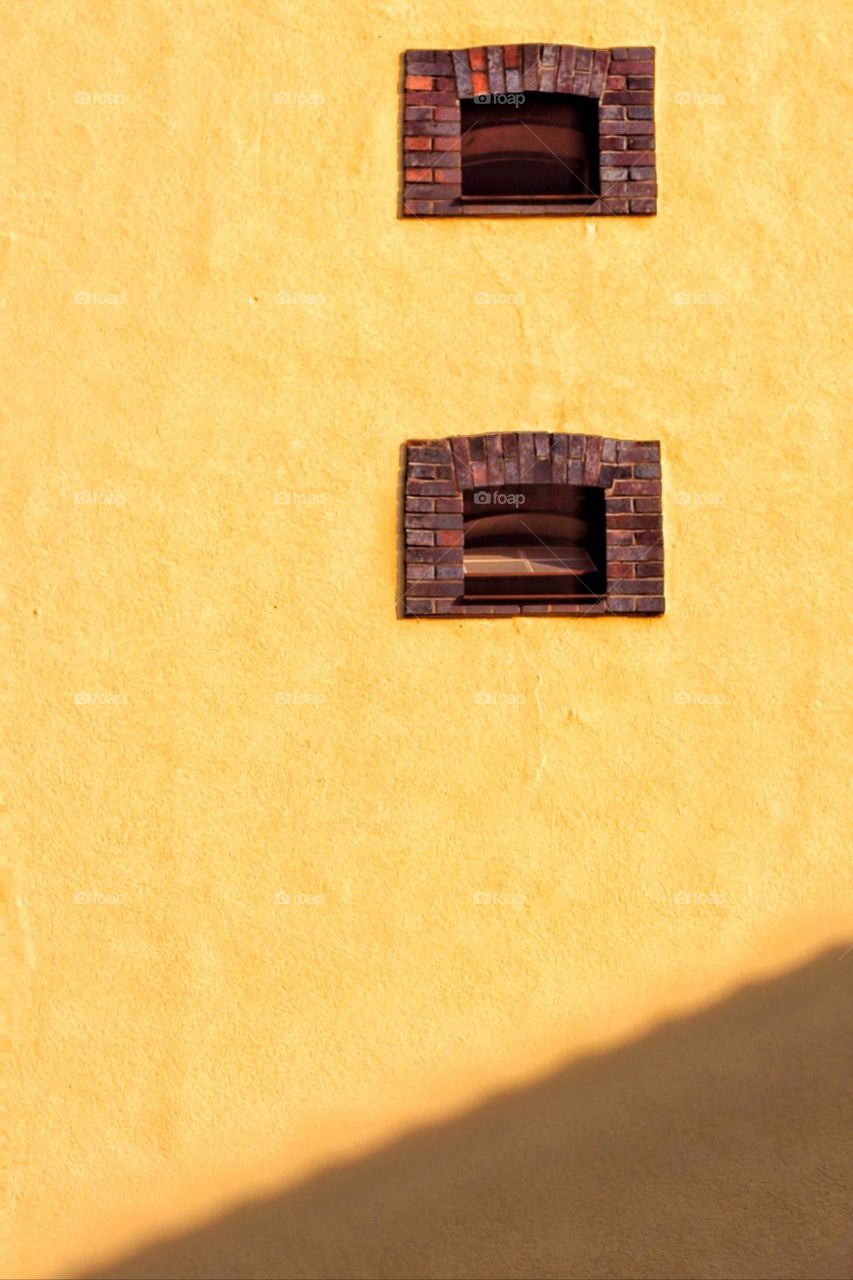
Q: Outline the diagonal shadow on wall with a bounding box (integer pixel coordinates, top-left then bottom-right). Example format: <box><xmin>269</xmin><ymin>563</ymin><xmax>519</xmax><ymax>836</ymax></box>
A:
<box><xmin>74</xmin><ymin>947</ymin><xmax>853</xmax><ymax>1280</ymax></box>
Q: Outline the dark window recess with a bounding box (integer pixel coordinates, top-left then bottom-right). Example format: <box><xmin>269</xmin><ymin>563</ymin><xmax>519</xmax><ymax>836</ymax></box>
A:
<box><xmin>460</xmin><ymin>92</ymin><xmax>600</xmax><ymax>203</ymax></box>
<box><xmin>463</xmin><ymin>484</ymin><xmax>606</xmax><ymax>602</ymax></box>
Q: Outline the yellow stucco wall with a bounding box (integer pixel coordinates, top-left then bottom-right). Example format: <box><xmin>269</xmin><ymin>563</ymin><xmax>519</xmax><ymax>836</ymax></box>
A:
<box><xmin>4</xmin><ymin>2</ymin><xmax>851</xmax><ymax>1277</ymax></box>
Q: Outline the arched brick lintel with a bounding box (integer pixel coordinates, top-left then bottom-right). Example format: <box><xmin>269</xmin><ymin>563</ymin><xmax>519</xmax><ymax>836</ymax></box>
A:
<box><xmin>449</xmin><ymin>45</ymin><xmax>612</xmax><ymax>100</ymax></box>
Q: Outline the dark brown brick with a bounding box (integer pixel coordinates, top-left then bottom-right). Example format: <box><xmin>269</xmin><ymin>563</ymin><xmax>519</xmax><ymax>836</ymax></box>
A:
<box><xmin>485</xmin><ymin>433</ymin><xmax>504</xmax><ymax>484</ymax></box>
<box><xmin>406</xmin><ymin>513</ymin><xmax>461</xmax><ymax>528</ymax></box>
<box><xmin>607</xmin><ymin>514</ymin><xmax>661</xmax><ymax>529</ymax></box>
<box><xmin>450</xmin><ymin>436</ymin><xmax>472</xmax><ymax>489</ymax></box>
<box><xmin>469</xmin><ymin>436</ymin><xmax>487</xmax><ymax>486</ymax></box>
<box><xmin>407</xmin><ymin>548</ymin><xmax>451</xmax><ymax>563</ymax></box>
<box><xmin>584</xmin><ymin>435</ymin><xmax>603</xmax><ymax>484</ymax></box>
<box><xmin>451</xmin><ymin>50</ymin><xmax>472</xmax><ymax>97</ymax></box>
<box><xmin>522</xmin><ymin>44</ymin><xmax>539</xmax><ymax>91</ymax></box>
<box><xmin>503</xmin><ymin>433</ymin><xmax>520</xmax><ymax>483</ymax></box>
<box><xmin>405</xmin><ymin>122</ymin><xmax>458</xmax><ymax>136</ymax></box>
<box><xmin>556</xmin><ymin>45</ymin><xmax>576</xmax><ymax>92</ymax></box>
<box><xmin>603</xmin><ymin>91</ymin><xmax>653</xmax><ymax>105</ymax></box>
<box><xmin>551</xmin><ymin>433</ymin><xmax>568</xmax><ymax>483</ymax></box>
<box><xmin>618</xmin><ymin>442</ymin><xmax>660</xmax><ymax>462</ymax></box>
<box><xmin>518</xmin><ymin>432</ymin><xmax>535</xmax><ymax>480</ymax></box>
<box><xmin>486</xmin><ymin>46</ymin><xmax>506</xmax><ymax>94</ymax></box>
<box><xmin>609</xmin><ymin>578</ymin><xmax>664</xmax><ymax>593</ymax></box>
<box><xmin>407</xmin><ymin>481</ymin><xmax>456</xmax><ymax>496</ymax></box>
<box><xmin>609</xmin><ymin>60</ymin><xmax>654</xmax><ymax>74</ymax></box>
<box><xmin>408</xmin><ymin>581</ymin><xmax>463</xmax><ymax>597</ymax></box>
<box><xmin>612</xmin><ymin>480</ymin><xmax>661</xmax><ymax>496</ymax></box>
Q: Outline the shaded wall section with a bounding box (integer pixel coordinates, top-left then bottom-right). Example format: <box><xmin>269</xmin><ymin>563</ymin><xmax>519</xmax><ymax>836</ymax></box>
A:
<box><xmin>78</xmin><ymin>949</ymin><xmax>853</xmax><ymax>1280</ymax></box>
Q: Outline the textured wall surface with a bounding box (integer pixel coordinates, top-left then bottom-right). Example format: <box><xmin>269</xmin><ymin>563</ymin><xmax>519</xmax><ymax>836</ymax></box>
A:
<box><xmin>3</xmin><ymin>1</ymin><xmax>851</xmax><ymax>1277</ymax></box>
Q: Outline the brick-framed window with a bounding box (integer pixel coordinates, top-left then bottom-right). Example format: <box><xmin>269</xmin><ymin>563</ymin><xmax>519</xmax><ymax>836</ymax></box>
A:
<box><xmin>403</xmin><ymin>434</ymin><xmax>664</xmax><ymax>617</ymax></box>
<box><xmin>402</xmin><ymin>44</ymin><xmax>656</xmax><ymax>217</ymax></box>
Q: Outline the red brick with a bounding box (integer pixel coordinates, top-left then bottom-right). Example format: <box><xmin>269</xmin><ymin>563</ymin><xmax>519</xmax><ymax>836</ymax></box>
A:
<box><xmin>609</xmin><ymin>60</ymin><xmax>654</xmax><ymax>74</ymax></box>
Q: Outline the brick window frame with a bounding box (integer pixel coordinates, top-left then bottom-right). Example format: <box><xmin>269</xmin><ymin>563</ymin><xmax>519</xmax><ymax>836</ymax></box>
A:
<box><xmin>402</xmin><ymin>44</ymin><xmax>657</xmax><ymax>217</ymax></box>
<box><xmin>403</xmin><ymin>434</ymin><xmax>664</xmax><ymax>617</ymax></box>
